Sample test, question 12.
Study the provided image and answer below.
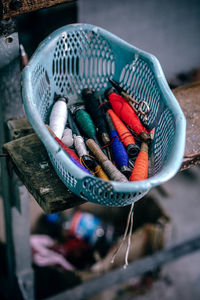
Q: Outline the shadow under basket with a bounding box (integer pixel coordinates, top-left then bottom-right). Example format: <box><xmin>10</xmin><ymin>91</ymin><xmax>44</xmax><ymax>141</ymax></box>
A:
<box><xmin>22</xmin><ymin>23</ymin><xmax>186</xmax><ymax>206</ymax></box>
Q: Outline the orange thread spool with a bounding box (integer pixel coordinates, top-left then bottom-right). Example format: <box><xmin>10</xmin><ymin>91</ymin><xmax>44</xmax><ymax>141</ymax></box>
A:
<box><xmin>107</xmin><ymin>108</ymin><xmax>139</xmax><ymax>157</ymax></box>
<box><xmin>129</xmin><ymin>142</ymin><xmax>149</xmax><ymax>181</ymax></box>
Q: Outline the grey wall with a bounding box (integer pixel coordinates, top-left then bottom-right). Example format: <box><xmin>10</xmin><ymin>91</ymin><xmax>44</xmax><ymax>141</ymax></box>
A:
<box><xmin>79</xmin><ymin>0</ymin><xmax>200</xmax><ymax>80</ymax></box>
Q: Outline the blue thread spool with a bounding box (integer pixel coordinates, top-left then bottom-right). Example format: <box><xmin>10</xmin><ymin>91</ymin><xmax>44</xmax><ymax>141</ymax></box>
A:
<box><xmin>106</xmin><ymin>114</ymin><xmax>131</xmax><ymax>178</ymax></box>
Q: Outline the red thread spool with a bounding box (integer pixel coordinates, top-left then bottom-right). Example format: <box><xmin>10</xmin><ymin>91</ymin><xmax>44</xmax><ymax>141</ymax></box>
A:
<box><xmin>105</xmin><ymin>89</ymin><xmax>150</xmax><ymax>142</ymax></box>
<box><xmin>129</xmin><ymin>142</ymin><xmax>148</xmax><ymax>181</ymax></box>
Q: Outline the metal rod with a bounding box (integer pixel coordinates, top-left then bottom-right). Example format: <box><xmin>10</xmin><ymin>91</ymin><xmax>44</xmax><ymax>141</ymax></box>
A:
<box><xmin>46</xmin><ymin>234</ymin><xmax>200</xmax><ymax>300</ymax></box>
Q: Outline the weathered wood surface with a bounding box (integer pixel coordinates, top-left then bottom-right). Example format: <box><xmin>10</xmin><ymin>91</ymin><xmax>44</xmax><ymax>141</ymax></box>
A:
<box><xmin>173</xmin><ymin>81</ymin><xmax>200</xmax><ymax>171</ymax></box>
<box><xmin>1</xmin><ymin>0</ymin><xmax>75</xmax><ymax>20</ymax></box>
<box><xmin>7</xmin><ymin>118</ymin><xmax>34</xmax><ymax>139</ymax></box>
<box><xmin>3</xmin><ymin>133</ymin><xmax>85</xmax><ymax>214</ymax></box>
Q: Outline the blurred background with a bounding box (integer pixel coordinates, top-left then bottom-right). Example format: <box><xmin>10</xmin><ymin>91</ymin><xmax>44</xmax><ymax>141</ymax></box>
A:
<box><xmin>16</xmin><ymin>0</ymin><xmax>200</xmax><ymax>85</ymax></box>
<box><xmin>0</xmin><ymin>0</ymin><xmax>200</xmax><ymax>299</ymax></box>
<box><xmin>79</xmin><ymin>0</ymin><xmax>200</xmax><ymax>83</ymax></box>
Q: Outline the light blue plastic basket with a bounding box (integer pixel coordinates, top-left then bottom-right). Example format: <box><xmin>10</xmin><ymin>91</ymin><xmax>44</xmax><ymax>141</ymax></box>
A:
<box><xmin>22</xmin><ymin>23</ymin><xmax>186</xmax><ymax>206</ymax></box>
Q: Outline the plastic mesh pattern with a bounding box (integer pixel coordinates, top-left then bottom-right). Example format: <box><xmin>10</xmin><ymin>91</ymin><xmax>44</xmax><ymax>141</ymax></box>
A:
<box><xmin>32</xmin><ymin>64</ymin><xmax>51</xmax><ymax>122</ymax></box>
<box><xmin>119</xmin><ymin>56</ymin><xmax>176</xmax><ymax>175</ymax></box>
<box><xmin>48</xmin><ymin>152</ymin><xmax>78</xmax><ymax>189</ymax></box>
<box><xmin>81</xmin><ymin>177</ymin><xmax>143</xmax><ymax>206</ymax></box>
<box><xmin>52</xmin><ymin>29</ymin><xmax>115</xmax><ymax>95</ymax></box>
<box><xmin>153</xmin><ymin>108</ymin><xmax>175</xmax><ymax>173</ymax></box>
<box><xmin>119</xmin><ymin>56</ymin><xmax>160</xmax><ymax>127</ymax></box>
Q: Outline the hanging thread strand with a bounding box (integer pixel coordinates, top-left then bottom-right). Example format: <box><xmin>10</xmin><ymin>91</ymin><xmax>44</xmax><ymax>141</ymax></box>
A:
<box><xmin>111</xmin><ymin>202</ymin><xmax>134</xmax><ymax>264</ymax></box>
<box><xmin>124</xmin><ymin>209</ymin><xmax>134</xmax><ymax>269</ymax></box>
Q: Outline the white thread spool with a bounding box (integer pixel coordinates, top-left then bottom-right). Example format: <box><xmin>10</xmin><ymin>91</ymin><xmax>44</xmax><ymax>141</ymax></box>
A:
<box><xmin>49</xmin><ymin>97</ymin><xmax>68</xmax><ymax>139</ymax></box>
<box><xmin>74</xmin><ymin>135</ymin><xmax>88</xmax><ymax>157</ymax></box>
<box><xmin>61</xmin><ymin>128</ymin><xmax>74</xmax><ymax>148</ymax></box>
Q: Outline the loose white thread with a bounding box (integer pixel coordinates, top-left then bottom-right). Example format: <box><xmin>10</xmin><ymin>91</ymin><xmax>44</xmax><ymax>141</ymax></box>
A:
<box><xmin>49</xmin><ymin>98</ymin><xmax>68</xmax><ymax>139</ymax></box>
<box><xmin>111</xmin><ymin>203</ymin><xmax>134</xmax><ymax>264</ymax></box>
<box><xmin>62</xmin><ymin>128</ymin><xmax>74</xmax><ymax>148</ymax></box>
<box><xmin>124</xmin><ymin>210</ymin><xmax>133</xmax><ymax>269</ymax></box>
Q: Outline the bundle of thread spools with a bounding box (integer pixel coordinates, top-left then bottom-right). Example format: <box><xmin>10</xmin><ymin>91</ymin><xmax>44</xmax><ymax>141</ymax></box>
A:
<box><xmin>48</xmin><ymin>79</ymin><xmax>151</xmax><ymax>183</ymax></box>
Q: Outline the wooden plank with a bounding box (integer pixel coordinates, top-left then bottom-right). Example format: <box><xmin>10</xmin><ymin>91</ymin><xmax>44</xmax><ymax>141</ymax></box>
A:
<box><xmin>7</xmin><ymin>118</ymin><xmax>34</xmax><ymax>139</ymax></box>
<box><xmin>3</xmin><ymin>133</ymin><xmax>85</xmax><ymax>214</ymax></box>
<box><xmin>1</xmin><ymin>0</ymin><xmax>75</xmax><ymax>20</ymax></box>
<box><xmin>173</xmin><ymin>81</ymin><xmax>200</xmax><ymax>171</ymax></box>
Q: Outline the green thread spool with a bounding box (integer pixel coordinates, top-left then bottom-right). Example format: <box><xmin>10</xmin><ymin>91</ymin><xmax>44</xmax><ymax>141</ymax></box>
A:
<box><xmin>75</xmin><ymin>109</ymin><xmax>96</xmax><ymax>138</ymax></box>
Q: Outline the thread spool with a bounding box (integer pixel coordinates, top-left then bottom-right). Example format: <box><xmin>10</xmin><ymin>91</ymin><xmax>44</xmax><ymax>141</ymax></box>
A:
<box><xmin>86</xmin><ymin>139</ymin><xmax>128</xmax><ymax>182</ymax></box>
<box><xmin>68</xmin><ymin>110</ymin><xmax>92</xmax><ymax>157</ymax></box>
<box><xmin>81</xmin><ymin>155</ymin><xmax>109</xmax><ymax>180</ymax></box>
<box><xmin>61</xmin><ymin>128</ymin><xmax>74</xmax><ymax>148</ymax></box>
<box><xmin>68</xmin><ymin>110</ymin><xmax>99</xmax><ymax>171</ymax></box>
<box><xmin>81</xmin><ymin>155</ymin><xmax>98</xmax><ymax>172</ymax></box>
<box><xmin>46</xmin><ymin>125</ymin><xmax>91</xmax><ymax>175</ymax></box>
<box><xmin>74</xmin><ymin>108</ymin><xmax>104</xmax><ymax>152</ymax></box>
<box><xmin>73</xmin><ymin>135</ymin><xmax>101</xmax><ymax>172</ymax></box>
<box><xmin>107</xmin><ymin>108</ymin><xmax>139</xmax><ymax>158</ymax></box>
<box><xmin>70</xmin><ymin>155</ymin><xmax>92</xmax><ymax>174</ymax></box>
<box><xmin>109</xmin><ymin>78</ymin><xmax>150</xmax><ymax>123</ymax></box>
<box><xmin>106</xmin><ymin>114</ymin><xmax>131</xmax><ymax>178</ymax></box>
<box><xmin>94</xmin><ymin>164</ymin><xmax>109</xmax><ymax>180</ymax></box>
<box><xmin>82</xmin><ymin>88</ymin><xmax>110</xmax><ymax>145</ymax></box>
<box><xmin>74</xmin><ymin>135</ymin><xmax>88</xmax><ymax>157</ymax></box>
<box><xmin>49</xmin><ymin>96</ymin><xmax>68</xmax><ymax>139</ymax></box>
<box><xmin>109</xmin><ymin>139</ymin><xmax>131</xmax><ymax>177</ymax></box>
<box><xmin>104</xmin><ymin>89</ymin><xmax>151</xmax><ymax>142</ymax></box>
<box><xmin>74</xmin><ymin>108</ymin><xmax>96</xmax><ymax>138</ymax></box>
<box><xmin>129</xmin><ymin>142</ymin><xmax>149</xmax><ymax>181</ymax></box>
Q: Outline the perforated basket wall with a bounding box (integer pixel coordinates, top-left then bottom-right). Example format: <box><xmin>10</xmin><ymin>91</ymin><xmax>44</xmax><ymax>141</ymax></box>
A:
<box><xmin>22</xmin><ymin>24</ymin><xmax>186</xmax><ymax>206</ymax></box>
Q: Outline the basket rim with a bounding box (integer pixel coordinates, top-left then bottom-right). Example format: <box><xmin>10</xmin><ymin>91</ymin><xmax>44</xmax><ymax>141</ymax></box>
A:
<box><xmin>22</xmin><ymin>23</ymin><xmax>186</xmax><ymax>194</ymax></box>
